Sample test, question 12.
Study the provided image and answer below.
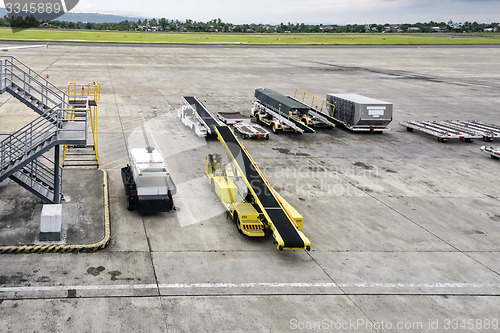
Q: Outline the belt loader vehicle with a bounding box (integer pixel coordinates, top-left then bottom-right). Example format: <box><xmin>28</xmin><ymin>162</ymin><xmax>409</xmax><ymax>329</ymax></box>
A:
<box><xmin>207</xmin><ymin>126</ymin><xmax>311</xmax><ymax>251</ymax></box>
<box><xmin>251</xmin><ymin>88</ymin><xmax>336</xmax><ymax>134</ymax></box>
<box><xmin>121</xmin><ymin>146</ymin><xmax>176</xmax><ymax>212</ymax></box>
<box><xmin>178</xmin><ymin>96</ymin><xmax>224</xmax><ymax>137</ymax></box>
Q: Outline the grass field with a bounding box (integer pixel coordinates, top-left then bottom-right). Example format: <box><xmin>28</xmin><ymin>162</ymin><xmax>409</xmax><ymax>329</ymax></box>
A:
<box><xmin>1</xmin><ymin>28</ymin><xmax>500</xmax><ymax>45</ymax></box>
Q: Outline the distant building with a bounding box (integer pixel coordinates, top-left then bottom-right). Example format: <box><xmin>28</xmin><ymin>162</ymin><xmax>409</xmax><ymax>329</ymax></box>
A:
<box><xmin>431</xmin><ymin>27</ymin><xmax>445</xmax><ymax>32</ymax></box>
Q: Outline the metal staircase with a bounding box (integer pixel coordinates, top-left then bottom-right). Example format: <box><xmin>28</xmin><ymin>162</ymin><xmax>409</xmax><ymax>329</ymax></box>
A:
<box><xmin>0</xmin><ymin>56</ymin><xmax>88</xmax><ymax>204</ymax></box>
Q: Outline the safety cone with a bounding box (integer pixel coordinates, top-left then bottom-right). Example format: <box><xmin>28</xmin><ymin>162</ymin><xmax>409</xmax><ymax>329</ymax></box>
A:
<box><xmin>46</xmin><ymin>73</ymin><xmax>49</xmax><ymax>78</ymax></box>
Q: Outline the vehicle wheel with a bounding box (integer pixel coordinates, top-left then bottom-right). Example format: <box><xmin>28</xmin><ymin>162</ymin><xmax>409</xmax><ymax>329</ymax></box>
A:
<box><xmin>491</xmin><ymin>155</ymin><xmax>499</xmax><ymax>160</ymax></box>
<box><xmin>406</xmin><ymin>127</ymin><xmax>413</xmax><ymax>132</ymax></box>
<box><xmin>438</xmin><ymin>137</ymin><xmax>447</xmax><ymax>143</ymax></box>
<box><xmin>483</xmin><ymin>136</ymin><xmax>493</xmax><ymax>142</ymax></box>
<box><xmin>242</xmin><ymin>134</ymin><xmax>247</xmax><ymax>140</ymax></box>
<box><xmin>465</xmin><ymin>138</ymin><xmax>474</xmax><ymax>143</ymax></box>
<box><xmin>272</xmin><ymin>124</ymin><xmax>279</xmax><ymax>135</ymax></box>
<box><xmin>127</xmin><ymin>197</ymin><xmax>134</xmax><ymax>211</ymax></box>
<box><xmin>235</xmin><ymin>215</ymin><xmax>244</xmax><ymax>235</ymax></box>
<box><xmin>265</xmin><ymin>135</ymin><xmax>269</xmax><ymax>140</ymax></box>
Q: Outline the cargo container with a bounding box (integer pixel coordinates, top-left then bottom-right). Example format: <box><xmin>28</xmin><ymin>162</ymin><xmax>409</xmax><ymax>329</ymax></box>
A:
<box><xmin>326</xmin><ymin>93</ymin><xmax>392</xmax><ymax>131</ymax></box>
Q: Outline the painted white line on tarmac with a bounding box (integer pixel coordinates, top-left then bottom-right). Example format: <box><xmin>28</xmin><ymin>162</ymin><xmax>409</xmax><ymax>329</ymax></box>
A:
<box><xmin>0</xmin><ymin>284</ymin><xmax>158</xmax><ymax>293</ymax></box>
<box><xmin>1</xmin><ymin>282</ymin><xmax>499</xmax><ymax>294</ymax></box>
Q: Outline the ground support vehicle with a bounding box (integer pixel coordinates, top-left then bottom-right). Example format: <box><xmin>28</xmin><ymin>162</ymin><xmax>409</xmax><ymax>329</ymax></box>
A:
<box><xmin>252</xmin><ymin>88</ymin><xmax>316</xmax><ymax>134</ymax></box>
<box><xmin>208</xmin><ymin>126</ymin><xmax>311</xmax><ymax>251</ymax></box>
<box><xmin>179</xmin><ymin>96</ymin><xmax>223</xmax><ymax>137</ymax></box>
<box><xmin>121</xmin><ymin>146</ymin><xmax>176</xmax><ymax>212</ymax></box>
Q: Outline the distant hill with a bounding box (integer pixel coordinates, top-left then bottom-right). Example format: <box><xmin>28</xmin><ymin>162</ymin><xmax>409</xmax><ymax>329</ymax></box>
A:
<box><xmin>0</xmin><ymin>8</ymin><xmax>142</xmax><ymax>23</ymax></box>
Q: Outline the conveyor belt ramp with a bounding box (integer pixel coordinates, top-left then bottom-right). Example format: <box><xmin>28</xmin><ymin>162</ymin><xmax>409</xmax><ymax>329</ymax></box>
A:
<box><xmin>215</xmin><ymin>126</ymin><xmax>311</xmax><ymax>250</ymax></box>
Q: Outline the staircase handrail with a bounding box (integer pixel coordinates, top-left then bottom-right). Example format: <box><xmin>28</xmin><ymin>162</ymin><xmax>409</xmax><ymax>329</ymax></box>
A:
<box><xmin>0</xmin><ymin>107</ymin><xmax>87</xmax><ymax>172</ymax></box>
<box><xmin>0</xmin><ymin>56</ymin><xmax>69</xmax><ymax>111</ymax></box>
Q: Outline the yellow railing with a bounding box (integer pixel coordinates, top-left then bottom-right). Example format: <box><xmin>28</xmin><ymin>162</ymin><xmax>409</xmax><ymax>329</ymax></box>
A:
<box><xmin>68</xmin><ymin>82</ymin><xmax>101</xmax><ymax>101</ymax></box>
<box><xmin>63</xmin><ymin>82</ymin><xmax>101</xmax><ymax>167</ymax></box>
<box><xmin>294</xmin><ymin>88</ymin><xmax>335</xmax><ymax>116</ymax></box>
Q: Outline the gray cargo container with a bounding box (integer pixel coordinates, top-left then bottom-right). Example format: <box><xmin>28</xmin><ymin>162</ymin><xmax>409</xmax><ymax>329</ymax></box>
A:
<box><xmin>326</xmin><ymin>94</ymin><xmax>392</xmax><ymax>129</ymax></box>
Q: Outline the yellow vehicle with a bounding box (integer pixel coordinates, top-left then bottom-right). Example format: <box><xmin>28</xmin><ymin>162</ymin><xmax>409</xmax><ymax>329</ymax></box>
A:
<box><xmin>206</xmin><ymin>126</ymin><xmax>310</xmax><ymax>251</ymax></box>
<box><xmin>205</xmin><ymin>154</ymin><xmax>265</xmax><ymax>237</ymax></box>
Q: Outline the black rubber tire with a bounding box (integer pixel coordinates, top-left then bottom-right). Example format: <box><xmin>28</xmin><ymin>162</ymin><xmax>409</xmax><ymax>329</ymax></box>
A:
<box><xmin>272</xmin><ymin>124</ymin><xmax>279</xmax><ymax>135</ymax></box>
<box><xmin>242</xmin><ymin>134</ymin><xmax>247</xmax><ymax>140</ymax></box>
<box><xmin>465</xmin><ymin>138</ymin><xmax>474</xmax><ymax>143</ymax></box>
<box><xmin>483</xmin><ymin>136</ymin><xmax>493</xmax><ymax>142</ymax></box>
<box><xmin>127</xmin><ymin>196</ymin><xmax>134</xmax><ymax>211</ymax></box>
<box><xmin>491</xmin><ymin>155</ymin><xmax>499</xmax><ymax>160</ymax></box>
<box><xmin>235</xmin><ymin>215</ymin><xmax>244</xmax><ymax>235</ymax></box>
<box><xmin>438</xmin><ymin>137</ymin><xmax>447</xmax><ymax>143</ymax></box>
<box><xmin>406</xmin><ymin>127</ymin><xmax>414</xmax><ymax>132</ymax></box>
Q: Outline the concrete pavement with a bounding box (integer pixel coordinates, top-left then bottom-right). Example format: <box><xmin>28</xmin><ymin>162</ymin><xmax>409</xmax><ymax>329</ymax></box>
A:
<box><xmin>0</xmin><ymin>43</ymin><xmax>499</xmax><ymax>332</ymax></box>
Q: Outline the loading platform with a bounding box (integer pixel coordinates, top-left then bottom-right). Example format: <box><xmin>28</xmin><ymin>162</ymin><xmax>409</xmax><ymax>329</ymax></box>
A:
<box><xmin>400</xmin><ymin>120</ymin><xmax>500</xmax><ymax>143</ymax></box>
<box><xmin>215</xmin><ymin>125</ymin><xmax>310</xmax><ymax>250</ymax></box>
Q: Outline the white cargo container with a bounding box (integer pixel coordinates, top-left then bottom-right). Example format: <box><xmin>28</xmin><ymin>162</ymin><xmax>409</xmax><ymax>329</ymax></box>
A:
<box><xmin>326</xmin><ymin>93</ymin><xmax>392</xmax><ymax>132</ymax></box>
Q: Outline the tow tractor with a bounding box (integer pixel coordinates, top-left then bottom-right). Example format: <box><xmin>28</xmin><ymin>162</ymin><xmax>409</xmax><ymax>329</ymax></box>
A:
<box><xmin>121</xmin><ymin>146</ymin><xmax>176</xmax><ymax>212</ymax></box>
<box><xmin>481</xmin><ymin>146</ymin><xmax>500</xmax><ymax>160</ymax></box>
<box><xmin>207</xmin><ymin>126</ymin><xmax>311</xmax><ymax>251</ymax></box>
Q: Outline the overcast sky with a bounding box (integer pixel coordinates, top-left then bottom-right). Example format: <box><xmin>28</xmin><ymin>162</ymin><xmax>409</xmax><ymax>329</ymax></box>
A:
<box><xmin>74</xmin><ymin>0</ymin><xmax>500</xmax><ymax>24</ymax></box>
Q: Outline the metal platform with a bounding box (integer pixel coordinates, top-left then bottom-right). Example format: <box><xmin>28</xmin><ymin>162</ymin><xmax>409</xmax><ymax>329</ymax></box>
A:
<box><xmin>400</xmin><ymin>120</ymin><xmax>500</xmax><ymax>143</ymax></box>
<box><xmin>481</xmin><ymin>146</ymin><xmax>500</xmax><ymax>159</ymax></box>
<box><xmin>233</xmin><ymin>122</ymin><xmax>270</xmax><ymax>140</ymax></box>
<box><xmin>0</xmin><ymin>56</ymin><xmax>89</xmax><ymax>203</ymax></box>
<box><xmin>215</xmin><ymin>126</ymin><xmax>310</xmax><ymax>250</ymax></box>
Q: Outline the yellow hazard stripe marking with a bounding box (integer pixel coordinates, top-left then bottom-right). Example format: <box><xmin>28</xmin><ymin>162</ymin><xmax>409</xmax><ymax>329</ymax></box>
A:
<box><xmin>0</xmin><ymin>170</ymin><xmax>111</xmax><ymax>254</ymax></box>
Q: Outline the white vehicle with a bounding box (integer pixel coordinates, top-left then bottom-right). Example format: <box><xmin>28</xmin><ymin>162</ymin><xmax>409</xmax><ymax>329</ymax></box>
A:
<box><xmin>121</xmin><ymin>146</ymin><xmax>176</xmax><ymax>212</ymax></box>
<box><xmin>178</xmin><ymin>103</ymin><xmax>208</xmax><ymax>138</ymax></box>
<box><xmin>179</xmin><ymin>96</ymin><xmax>224</xmax><ymax>138</ymax></box>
